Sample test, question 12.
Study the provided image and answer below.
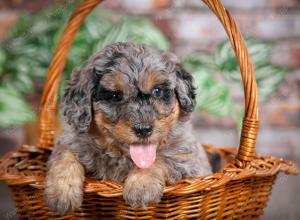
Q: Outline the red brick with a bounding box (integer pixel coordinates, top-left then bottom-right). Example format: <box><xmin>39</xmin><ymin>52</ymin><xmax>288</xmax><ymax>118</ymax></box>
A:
<box><xmin>99</xmin><ymin>0</ymin><xmax>122</xmax><ymax>10</ymax></box>
<box><xmin>222</xmin><ymin>0</ymin><xmax>268</xmax><ymax>10</ymax></box>
<box><xmin>295</xmin><ymin>19</ymin><xmax>300</xmax><ymax>36</ymax></box>
<box><xmin>259</xmin><ymin>69</ymin><xmax>300</xmax><ymax>127</ymax></box>
<box><xmin>258</xmin><ymin>14</ymin><xmax>299</xmax><ymax>39</ymax></box>
<box><xmin>256</xmin><ymin>127</ymin><xmax>300</xmax><ymax>158</ymax></box>
<box><xmin>153</xmin><ymin>16</ymin><xmax>174</xmax><ymax>42</ymax></box>
<box><xmin>120</xmin><ymin>0</ymin><xmax>170</xmax><ymax>13</ymax></box>
<box><xmin>192</xmin><ymin>127</ymin><xmax>238</xmax><ymax>147</ymax></box>
<box><xmin>285</xmin><ymin>69</ymin><xmax>300</xmax><ymax>98</ymax></box>
<box><xmin>173</xmin><ymin>0</ymin><xmax>205</xmax><ymax>10</ymax></box>
<box><xmin>96</xmin><ymin>0</ymin><xmax>171</xmax><ymax>12</ymax></box>
<box><xmin>271</xmin><ymin>0</ymin><xmax>300</xmax><ymax>9</ymax></box>
<box><xmin>233</xmin><ymin>13</ymin><xmax>260</xmax><ymax>36</ymax></box>
<box><xmin>261</xmin><ymin>103</ymin><xmax>300</xmax><ymax>127</ymax></box>
<box><xmin>0</xmin><ymin>0</ymin><xmax>65</xmax><ymax>11</ymax></box>
<box><xmin>0</xmin><ymin>11</ymin><xmax>17</xmax><ymax>41</ymax></box>
<box><xmin>177</xmin><ymin>0</ymin><xmax>268</xmax><ymax>11</ymax></box>
<box><xmin>191</xmin><ymin>112</ymin><xmax>236</xmax><ymax>128</ymax></box>
<box><xmin>158</xmin><ymin>11</ymin><xmax>300</xmax><ymax>45</ymax></box>
<box><xmin>152</xmin><ymin>0</ymin><xmax>170</xmax><ymax>10</ymax></box>
<box><xmin>272</xmin><ymin>42</ymin><xmax>300</xmax><ymax>69</ymax></box>
<box><xmin>233</xmin><ymin>12</ymin><xmax>300</xmax><ymax>40</ymax></box>
<box><xmin>191</xmin><ymin>99</ymin><xmax>300</xmax><ymax>129</ymax></box>
<box><xmin>169</xmin><ymin>12</ymin><xmax>227</xmax><ymax>44</ymax></box>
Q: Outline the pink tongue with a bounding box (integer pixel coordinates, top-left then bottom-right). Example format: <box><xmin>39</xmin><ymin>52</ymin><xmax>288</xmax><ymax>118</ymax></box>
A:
<box><xmin>129</xmin><ymin>143</ymin><xmax>157</xmax><ymax>169</ymax></box>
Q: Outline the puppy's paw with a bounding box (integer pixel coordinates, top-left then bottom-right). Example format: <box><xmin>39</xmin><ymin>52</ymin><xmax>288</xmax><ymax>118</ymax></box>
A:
<box><xmin>123</xmin><ymin>172</ymin><xmax>164</xmax><ymax>208</ymax></box>
<box><xmin>44</xmin><ymin>150</ymin><xmax>85</xmax><ymax>214</ymax></box>
<box><xmin>45</xmin><ymin>178</ymin><xmax>83</xmax><ymax>214</ymax></box>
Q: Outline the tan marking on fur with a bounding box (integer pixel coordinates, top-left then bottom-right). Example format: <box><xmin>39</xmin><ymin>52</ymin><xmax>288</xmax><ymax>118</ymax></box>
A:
<box><xmin>91</xmin><ymin>114</ymin><xmax>123</xmax><ymax>156</ymax></box>
<box><xmin>94</xmin><ymin>112</ymin><xmax>143</xmax><ymax>145</ymax></box>
<box><xmin>155</xmin><ymin>99</ymin><xmax>180</xmax><ymax>147</ymax></box>
<box><xmin>93</xmin><ymin>99</ymin><xmax>180</xmax><ymax>149</ymax></box>
<box><xmin>100</xmin><ymin>72</ymin><xmax>131</xmax><ymax>95</ymax></box>
<box><xmin>123</xmin><ymin>159</ymin><xmax>169</xmax><ymax>208</ymax></box>
<box><xmin>114</xmin><ymin>120</ymin><xmax>137</xmax><ymax>142</ymax></box>
<box><xmin>45</xmin><ymin>150</ymin><xmax>84</xmax><ymax>214</ymax></box>
<box><xmin>130</xmin><ymin>159</ymin><xmax>169</xmax><ymax>180</ymax></box>
<box><xmin>139</xmin><ymin>71</ymin><xmax>168</xmax><ymax>92</ymax></box>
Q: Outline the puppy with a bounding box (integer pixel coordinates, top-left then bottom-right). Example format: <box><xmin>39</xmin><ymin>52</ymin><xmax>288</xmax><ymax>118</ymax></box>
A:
<box><xmin>45</xmin><ymin>42</ymin><xmax>211</xmax><ymax>214</ymax></box>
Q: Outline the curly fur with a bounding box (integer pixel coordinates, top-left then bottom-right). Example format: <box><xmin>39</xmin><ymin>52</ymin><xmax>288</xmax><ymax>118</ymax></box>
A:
<box><xmin>45</xmin><ymin>42</ymin><xmax>211</xmax><ymax>214</ymax></box>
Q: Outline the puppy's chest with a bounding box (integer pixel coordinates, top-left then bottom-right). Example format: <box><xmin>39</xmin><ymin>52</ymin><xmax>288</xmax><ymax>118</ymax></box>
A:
<box><xmin>82</xmin><ymin>147</ymin><xmax>134</xmax><ymax>182</ymax></box>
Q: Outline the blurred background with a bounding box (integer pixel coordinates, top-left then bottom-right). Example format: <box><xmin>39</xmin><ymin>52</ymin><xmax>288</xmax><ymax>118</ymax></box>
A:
<box><xmin>0</xmin><ymin>0</ymin><xmax>299</xmax><ymax>219</ymax></box>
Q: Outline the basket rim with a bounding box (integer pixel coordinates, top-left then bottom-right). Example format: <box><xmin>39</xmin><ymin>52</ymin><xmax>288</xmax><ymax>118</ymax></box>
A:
<box><xmin>0</xmin><ymin>144</ymin><xmax>298</xmax><ymax>198</ymax></box>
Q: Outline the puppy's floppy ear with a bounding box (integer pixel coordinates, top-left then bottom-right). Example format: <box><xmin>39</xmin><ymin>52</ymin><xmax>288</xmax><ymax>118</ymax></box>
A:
<box><xmin>62</xmin><ymin>67</ymin><xmax>93</xmax><ymax>133</ymax></box>
<box><xmin>175</xmin><ymin>64</ymin><xmax>196</xmax><ymax>114</ymax></box>
<box><xmin>162</xmin><ymin>51</ymin><xmax>196</xmax><ymax>113</ymax></box>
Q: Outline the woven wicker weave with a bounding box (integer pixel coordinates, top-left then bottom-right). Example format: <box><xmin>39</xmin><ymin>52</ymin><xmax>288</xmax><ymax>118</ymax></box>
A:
<box><xmin>0</xmin><ymin>0</ymin><xmax>299</xmax><ymax>219</ymax></box>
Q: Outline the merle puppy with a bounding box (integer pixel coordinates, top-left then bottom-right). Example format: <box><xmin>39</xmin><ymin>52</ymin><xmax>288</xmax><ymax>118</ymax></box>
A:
<box><xmin>45</xmin><ymin>42</ymin><xmax>211</xmax><ymax>214</ymax></box>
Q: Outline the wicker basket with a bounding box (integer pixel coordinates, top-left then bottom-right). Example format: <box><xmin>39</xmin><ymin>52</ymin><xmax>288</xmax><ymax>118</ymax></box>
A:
<box><xmin>0</xmin><ymin>0</ymin><xmax>299</xmax><ymax>219</ymax></box>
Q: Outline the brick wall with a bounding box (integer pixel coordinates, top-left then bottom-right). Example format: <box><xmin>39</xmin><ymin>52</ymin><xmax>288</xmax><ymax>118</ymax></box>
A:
<box><xmin>101</xmin><ymin>0</ymin><xmax>300</xmax><ymax>68</ymax></box>
<box><xmin>1</xmin><ymin>0</ymin><xmax>300</xmax><ymax>68</ymax></box>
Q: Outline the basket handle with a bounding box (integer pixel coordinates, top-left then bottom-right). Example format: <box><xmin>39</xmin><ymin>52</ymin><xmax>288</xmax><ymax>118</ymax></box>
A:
<box><xmin>39</xmin><ymin>0</ymin><xmax>259</xmax><ymax>162</ymax></box>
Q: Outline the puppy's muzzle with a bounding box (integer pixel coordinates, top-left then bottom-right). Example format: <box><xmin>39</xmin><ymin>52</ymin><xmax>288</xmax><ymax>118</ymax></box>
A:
<box><xmin>132</xmin><ymin>123</ymin><xmax>153</xmax><ymax>139</ymax></box>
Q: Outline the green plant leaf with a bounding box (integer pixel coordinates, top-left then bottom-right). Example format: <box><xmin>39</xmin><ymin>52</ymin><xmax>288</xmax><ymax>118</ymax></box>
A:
<box><xmin>182</xmin><ymin>38</ymin><xmax>289</xmax><ymax>123</ymax></box>
<box><xmin>0</xmin><ymin>48</ymin><xmax>5</xmax><ymax>74</ymax></box>
<box><xmin>214</xmin><ymin>38</ymin><xmax>288</xmax><ymax>101</ymax></box>
<box><xmin>182</xmin><ymin>56</ymin><xmax>234</xmax><ymax>117</ymax></box>
<box><xmin>195</xmin><ymin>71</ymin><xmax>233</xmax><ymax>116</ymax></box>
<box><xmin>183</xmin><ymin>53</ymin><xmax>215</xmax><ymax>71</ymax></box>
<box><xmin>125</xmin><ymin>17</ymin><xmax>170</xmax><ymax>50</ymax></box>
<box><xmin>246</xmin><ymin>39</ymin><xmax>274</xmax><ymax>68</ymax></box>
<box><xmin>255</xmin><ymin>65</ymin><xmax>288</xmax><ymax>101</ymax></box>
<box><xmin>0</xmin><ymin>87</ymin><xmax>35</xmax><ymax>128</ymax></box>
<box><xmin>183</xmin><ymin>53</ymin><xmax>234</xmax><ymax>117</ymax></box>
<box><xmin>214</xmin><ymin>40</ymin><xmax>239</xmax><ymax>75</ymax></box>
<box><xmin>214</xmin><ymin>39</ymin><xmax>275</xmax><ymax>82</ymax></box>
<box><xmin>97</xmin><ymin>19</ymin><xmax>128</xmax><ymax>49</ymax></box>
<box><xmin>6</xmin><ymin>14</ymin><xmax>32</xmax><ymax>39</ymax></box>
<box><xmin>96</xmin><ymin>16</ymin><xmax>170</xmax><ymax>50</ymax></box>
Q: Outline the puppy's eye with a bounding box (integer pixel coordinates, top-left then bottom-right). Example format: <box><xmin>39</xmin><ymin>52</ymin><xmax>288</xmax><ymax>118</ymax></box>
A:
<box><xmin>152</xmin><ymin>87</ymin><xmax>164</xmax><ymax>98</ymax></box>
<box><xmin>103</xmin><ymin>91</ymin><xmax>123</xmax><ymax>103</ymax></box>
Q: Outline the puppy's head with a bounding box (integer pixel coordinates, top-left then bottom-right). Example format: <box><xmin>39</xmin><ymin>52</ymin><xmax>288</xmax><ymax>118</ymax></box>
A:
<box><xmin>62</xmin><ymin>42</ymin><xmax>195</xmax><ymax>168</ymax></box>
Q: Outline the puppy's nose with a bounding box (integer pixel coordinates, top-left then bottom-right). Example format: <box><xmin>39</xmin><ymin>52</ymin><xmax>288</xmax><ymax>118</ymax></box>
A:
<box><xmin>133</xmin><ymin>124</ymin><xmax>153</xmax><ymax>138</ymax></box>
